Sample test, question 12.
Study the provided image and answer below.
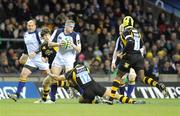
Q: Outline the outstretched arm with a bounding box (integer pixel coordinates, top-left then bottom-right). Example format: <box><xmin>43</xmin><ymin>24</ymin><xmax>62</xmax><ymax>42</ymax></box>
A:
<box><xmin>48</xmin><ymin>72</ymin><xmax>66</xmax><ymax>81</ymax></box>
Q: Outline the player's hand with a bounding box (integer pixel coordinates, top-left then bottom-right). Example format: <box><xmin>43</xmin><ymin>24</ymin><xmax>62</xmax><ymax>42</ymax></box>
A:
<box><xmin>48</xmin><ymin>72</ymin><xmax>59</xmax><ymax>81</ymax></box>
<box><xmin>117</xmin><ymin>52</ymin><xmax>126</xmax><ymax>59</ymax></box>
<box><xmin>60</xmin><ymin>39</ymin><xmax>66</xmax><ymax>47</ymax></box>
<box><xmin>42</xmin><ymin>57</ymin><xmax>48</xmax><ymax>63</ymax></box>
<box><xmin>111</xmin><ymin>63</ymin><xmax>116</xmax><ymax>72</ymax></box>
<box><xmin>28</xmin><ymin>52</ymin><xmax>36</xmax><ymax>59</ymax></box>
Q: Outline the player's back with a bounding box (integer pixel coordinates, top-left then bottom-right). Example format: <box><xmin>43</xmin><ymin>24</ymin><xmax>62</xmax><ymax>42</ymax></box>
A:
<box><xmin>121</xmin><ymin>27</ymin><xmax>143</xmax><ymax>52</ymax></box>
<box><xmin>66</xmin><ymin>65</ymin><xmax>94</xmax><ymax>89</ymax></box>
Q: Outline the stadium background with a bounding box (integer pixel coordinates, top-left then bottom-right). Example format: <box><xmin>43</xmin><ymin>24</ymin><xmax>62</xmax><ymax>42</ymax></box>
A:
<box><xmin>0</xmin><ymin>0</ymin><xmax>180</xmax><ymax>97</ymax></box>
<box><xmin>0</xmin><ymin>0</ymin><xmax>180</xmax><ymax>116</ymax></box>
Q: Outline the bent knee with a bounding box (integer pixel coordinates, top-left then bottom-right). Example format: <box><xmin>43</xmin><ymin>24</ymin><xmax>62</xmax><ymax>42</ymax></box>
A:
<box><xmin>128</xmin><ymin>73</ymin><xmax>136</xmax><ymax>82</ymax></box>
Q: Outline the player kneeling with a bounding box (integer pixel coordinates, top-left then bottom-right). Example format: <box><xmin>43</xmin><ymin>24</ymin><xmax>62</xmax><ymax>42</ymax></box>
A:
<box><xmin>48</xmin><ymin>64</ymin><xmax>145</xmax><ymax>105</ymax></box>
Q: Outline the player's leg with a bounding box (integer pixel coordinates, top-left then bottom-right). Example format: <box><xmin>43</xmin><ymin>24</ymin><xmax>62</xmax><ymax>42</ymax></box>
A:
<box><xmin>119</xmin><ymin>73</ymin><xmax>128</xmax><ymax>96</ymax></box>
<box><xmin>119</xmin><ymin>84</ymin><xmax>126</xmax><ymax>95</ymax></box>
<box><xmin>8</xmin><ymin>58</ymin><xmax>37</xmax><ymax>101</ymax></box>
<box><xmin>64</xmin><ymin>65</ymin><xmax>74</xmax><ymax>98</ymax></box>
<box><xmin>80</xmin><ymin>87</ymin><xmax>96</xmax><ymax>104</ymax></box>
<box><xmin>8</xmin><ymin>67</ymin><xmax>32</xmax><ymax>101</ymax></box>
<box><xmin>127</xmin><ymin>68</ymin><xmax>136</xmax><ymax>98</ymax></box>
<box><xmin>109</xmin><ymin>60</ymin><xmax>129</xmax><ymax>103</ymax></box>
<box><xmin>50</xmin><ymin>66</ymin><xmax>63</xmax><ymax>102</ymax></box>
<box><xmin>34</xmin><ymin>60</ymin><xmax>51</xmax><ymax>103</ymax></box>
<box><xmin>79</xmin><ymin>96</ymin><xmax>94</xmax><ymax>104</ymax></box>
<box><xmin>135</xmin><ymin>57</ymin><xmax>168</xmax><ymax>97</ymax></box>
<box><xmin>138</xmin><ymin>69</ymin><xmax>168</xmax><ymax>96</ymax></box>
<box><xmin>103</xmin><ymin>88</ymin><xmax>136</xmax><ymax>104</ymax></box>
<box><xmin>109</xmin><ymin>70</ymin><xmax>126</xmax><ymax>102</ymax></box>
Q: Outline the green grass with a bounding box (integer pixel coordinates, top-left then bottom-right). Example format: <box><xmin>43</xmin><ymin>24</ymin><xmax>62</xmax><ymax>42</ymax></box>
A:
<box><xmin>0</xmin><ymin>99</ymin><xmax>180</xmax><ymax>116</ymax></box>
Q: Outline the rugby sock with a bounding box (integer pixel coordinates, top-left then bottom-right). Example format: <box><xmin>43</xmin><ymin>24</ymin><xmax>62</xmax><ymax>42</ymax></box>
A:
<box><xmin>58</xmin><ymin>81</ymin><xmax>70</xmax><ymax>90</ymax></box>
<box><xmin>50</xmin><ymin>83</ymin><xmax>58</xmax><ymax>102</ymax></box>
<box><xmin>109</xmin><ymin>79</ymin><xmax>121</xmax><ymax>101</ymax></box>
<box><xmin>42</xmin><ymin>88</ymin><xmax>50</xmax><ymax>101</ymax></box>
<box><xmin>16</xmin><ymin>81</ymin><xmax>26</xmax><ymax>98</ymax></box>
<box><xmin>119</xmin><ymin>85</ymin><xmax>125</xmax><ymax>95</ymax></box>
<box><xmin>143</xmin><ymin>77</ymin><xmax>157</xmax><ymax>87</ymax></box>
<box><xmin>118</xmin><ymin>95</ymin><xmax>135</xmax><ymax>104</ymax></box>
<box><xmin>127</xmin><ymin>84</ymin><xmax>135</xmax><ymax>98</ymax></box>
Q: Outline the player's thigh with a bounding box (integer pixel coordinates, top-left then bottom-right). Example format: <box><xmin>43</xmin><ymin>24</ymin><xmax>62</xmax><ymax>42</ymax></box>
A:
<box><xmin>42</xmin><ymin>76</ymin><xmax>53</xmax><ymax>86</ymax></box>
<box><xmin>20</xmin><ymin>67</ymin><xmax>32</xmax><ymax>79</ymax></box>
<box><xmin>117</xmin><ymin>60</ymin><xmax>130</xmax><ymax>78</ymax></box>
<box><xmin>65</xmin><ymin>66</ymin><xmax>74</xmax><ymax>73</ymax></box>
<box><xmin>36</xmin><ymin>60</ymin><xmax>49</xmax><ymax>71</ymax></box>
<box><xmin>93</xmin><ymin>82</ymin><xmax>106</xmax><ymax>97</ymax></box>
<box><xmin>51</xmin><ymin>66</ymin><xmax>63</xmax><ymax>75</ymax></box>
<box><xmin>128</xmin><ymin>68</ymin><xmax>136</xmax><ymax>82</ymax></box>
<box><xmin>79</xmin><ymin>96</ymin><xmax>93</xmax><ymax>103</ymax></box>
<box><xmin>83</xmin><ymin>86</ymin><xmax>96</xmax><ymax>101</ymax></box>
<box><xmin>51</xmin><ymin>66</ymin><xmax>63</xmax><ymax>83</ymax></box>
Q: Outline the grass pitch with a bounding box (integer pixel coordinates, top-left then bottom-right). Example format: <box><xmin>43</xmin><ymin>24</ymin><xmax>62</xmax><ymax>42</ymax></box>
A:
<box><xmin>0</xmin><ymin>98</ymin><xmax>180</xmax><ymax>116</ymax></box>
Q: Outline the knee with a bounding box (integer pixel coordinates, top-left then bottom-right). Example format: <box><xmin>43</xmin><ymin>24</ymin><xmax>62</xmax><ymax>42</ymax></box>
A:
<box><xmin>20</xmin><ymin>72</ymin><xmax>28</xmax><ymax>81</ymax></box>
<box><xmin>128</xmin><ymin>73</ymin><xmax>136</xmax><ymax>82</ymax></box>
<box><xmin>42</xmin><ymin>77</ymin><xmax>52</xmax><ymax>86</ymax></box>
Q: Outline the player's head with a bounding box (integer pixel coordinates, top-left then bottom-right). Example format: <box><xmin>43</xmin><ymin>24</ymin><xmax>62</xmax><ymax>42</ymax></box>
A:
<box><xmin>27</xmin><ymin>20</ymin><xmax>36</xmax><ymax>32</ymax></box>
<box><xmin>119</xmin><ymin>24</ymin><xmax>124</xmax><ymax>34</ymax></box>
<box><xmin>64</xmin><ymin>20</ymin><xmax>75</xmax><ymax>33</ymax></box>
<box><xmin>41</xmin><ymin>27</ymin><xmax>51</xmax><ymax>41</ymax></box>
<box><xmin>122</xmin><ymin>16</ymin><xmax>134</xmax><ymax>28</ymax></box>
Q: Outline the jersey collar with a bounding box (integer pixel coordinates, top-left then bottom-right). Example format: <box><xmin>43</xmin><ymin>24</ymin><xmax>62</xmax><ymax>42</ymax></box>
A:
<box><xmin>28</xmin><ymin>30</ymin><xmax>37</xmax><ymax>34</ymax></box>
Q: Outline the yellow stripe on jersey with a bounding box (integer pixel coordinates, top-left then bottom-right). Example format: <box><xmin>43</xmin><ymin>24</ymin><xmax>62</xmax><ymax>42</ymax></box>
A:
<box><xmin>87</xmin><ymin>67</ymin><xmax>90</xmax><ymax>73</ymax></box>
<box><xmin>53</xmin><ymin>47</ymin><xmax>58</xmax><ymax>52</ymax></box>
<box><xmin>72</xmin><ymin>71</ymin><xmax>78</xmax><ymax>84</ymax></box>
<box><xmin>121</xmin><ymin>34</ymin><xmax>127</xmax><ymax>46</ymax></box>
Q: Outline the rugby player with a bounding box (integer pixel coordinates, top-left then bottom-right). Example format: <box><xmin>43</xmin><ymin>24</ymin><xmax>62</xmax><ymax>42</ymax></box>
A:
<box><xmin>35</xmin><ymin>20</ymin><xmax>81</xmax><ymax>103</ymax></box>
<box><xmin>48</xmin><ymin>64</ymin><xmax>145</xmax><ymax>104</ymax></box>
<box><xmin>109</xmin><ymin>16</ymin><xmax>168</xmax><ymax>104</ymax></box>
<box><xmin>8</xmin><ymin>20</ymin><xmax>50</xmax><ymax>102</ymax></box>
<box><xmin>112</xmin><ymin>24</ymin><xmax>137</xmax><ymax>98</ymax></box>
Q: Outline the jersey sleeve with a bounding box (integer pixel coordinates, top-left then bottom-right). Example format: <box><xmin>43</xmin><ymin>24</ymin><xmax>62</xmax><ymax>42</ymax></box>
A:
<box><xmin>65</xmin><ymin>70</ymin><xmax>74</xmax><ymax>80</ymax></box>
<box><xmin>115</xmin><ymin>37</ymin><xmax>123</xmax><ymax>52</ymax></box>
<box><xmin>23</xmin><ymin>33</ymin><xmax>28</xmax><ymax>54</ymax></box>
<box><xmin>50</xmin><ymin>29</ymin><xmax>58</xmax><ymax>42</ymax></box>
<box><xmin>76</xmin><ymin>34</ymin><xmax>81</xmax><ymax>47</ymax></box>
<box><xmin>23</xmin><ymin>43</ymin><xmax>28</xmax><ymax>54</ymax></box>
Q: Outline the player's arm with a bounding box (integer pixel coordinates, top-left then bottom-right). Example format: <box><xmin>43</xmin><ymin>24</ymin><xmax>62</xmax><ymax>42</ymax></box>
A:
<box><xmin>34</xmin><ymin>41</ymin><xmax>47</xmax><ymax>54</ymax></box>
<box><xmin>48</xmin><ymin>41</ymin><xmax>61</xmax><ymax>47</ymax></box>
<box><xmin>48</xmin><ymin>73</ymin><xmax>66</xmax><ymax>81</ymax></box>
<box><xmin>111</xmin><ymin>37</ymin><xmax>120</xmax><ymax>71</ymax></box>
<box><xmin>122</xmin><ymin>31</ymin><xmax>134</xmax><ymax>54</ymax></box>
<box><xmin>139</xmin><ymin>33</ymin><xmax>145</xmax><ymax>56</ymax></box>
<box><xmin>70</xmin><ymin>34</ymin><xmax>81</xmax><ymax>53</ymax></box>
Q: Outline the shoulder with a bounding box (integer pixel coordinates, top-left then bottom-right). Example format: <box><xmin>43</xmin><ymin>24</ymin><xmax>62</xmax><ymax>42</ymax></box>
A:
<box><xmin>24</xmin><ymin>32</ymin><xmax>28</xmax><ymax>36</ymax></box>
<box><xmin>24</xmin><ymin>32</ymin><xmax>29</xmax><ymax>39</ymax></box>
<box><xmin>123</xmin><ymin>28</ymin><xmax>132</xmax><ymax>35</ymax></box>
<box><xmin>56</xmin><ymin>28</ymin><xmax>64</xmax><ymax>33</ymax></box>
<box><xmin>52</xmin><ymin>28</ymin><xmax>64</xmax><ymax>35</ymax></box>
<box><xmin>70</xmin><ymin>31</ymin><xmax>80</xmax><ymax>38</ymax></box>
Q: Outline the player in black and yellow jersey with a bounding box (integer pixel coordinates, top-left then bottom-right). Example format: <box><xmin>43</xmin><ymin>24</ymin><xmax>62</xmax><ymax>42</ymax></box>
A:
<box><xmin>34</xmin><ymin>27</ymin><xmax>70</xmax><ymax>103</ymax></box>
<box><xmin>35</xmin><ymin>28</ymin><xmax>56</xmax><ymax>68</ymax></box>
<box><xmin>48</xmin><ymin>64</ymin><xmax>145</xmax><ymax>104</ymax></box>
<box><xmin>108</xmin><ymin>16</ymin><xmax>168</xmax><ymax>104</ymax></box>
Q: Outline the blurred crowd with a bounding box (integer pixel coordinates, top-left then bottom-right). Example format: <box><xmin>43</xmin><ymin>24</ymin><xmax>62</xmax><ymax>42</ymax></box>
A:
<box><xmin>0</xmin><ymin>0</ymin><xmax>180</xmax><ymax>76</ymax></box>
